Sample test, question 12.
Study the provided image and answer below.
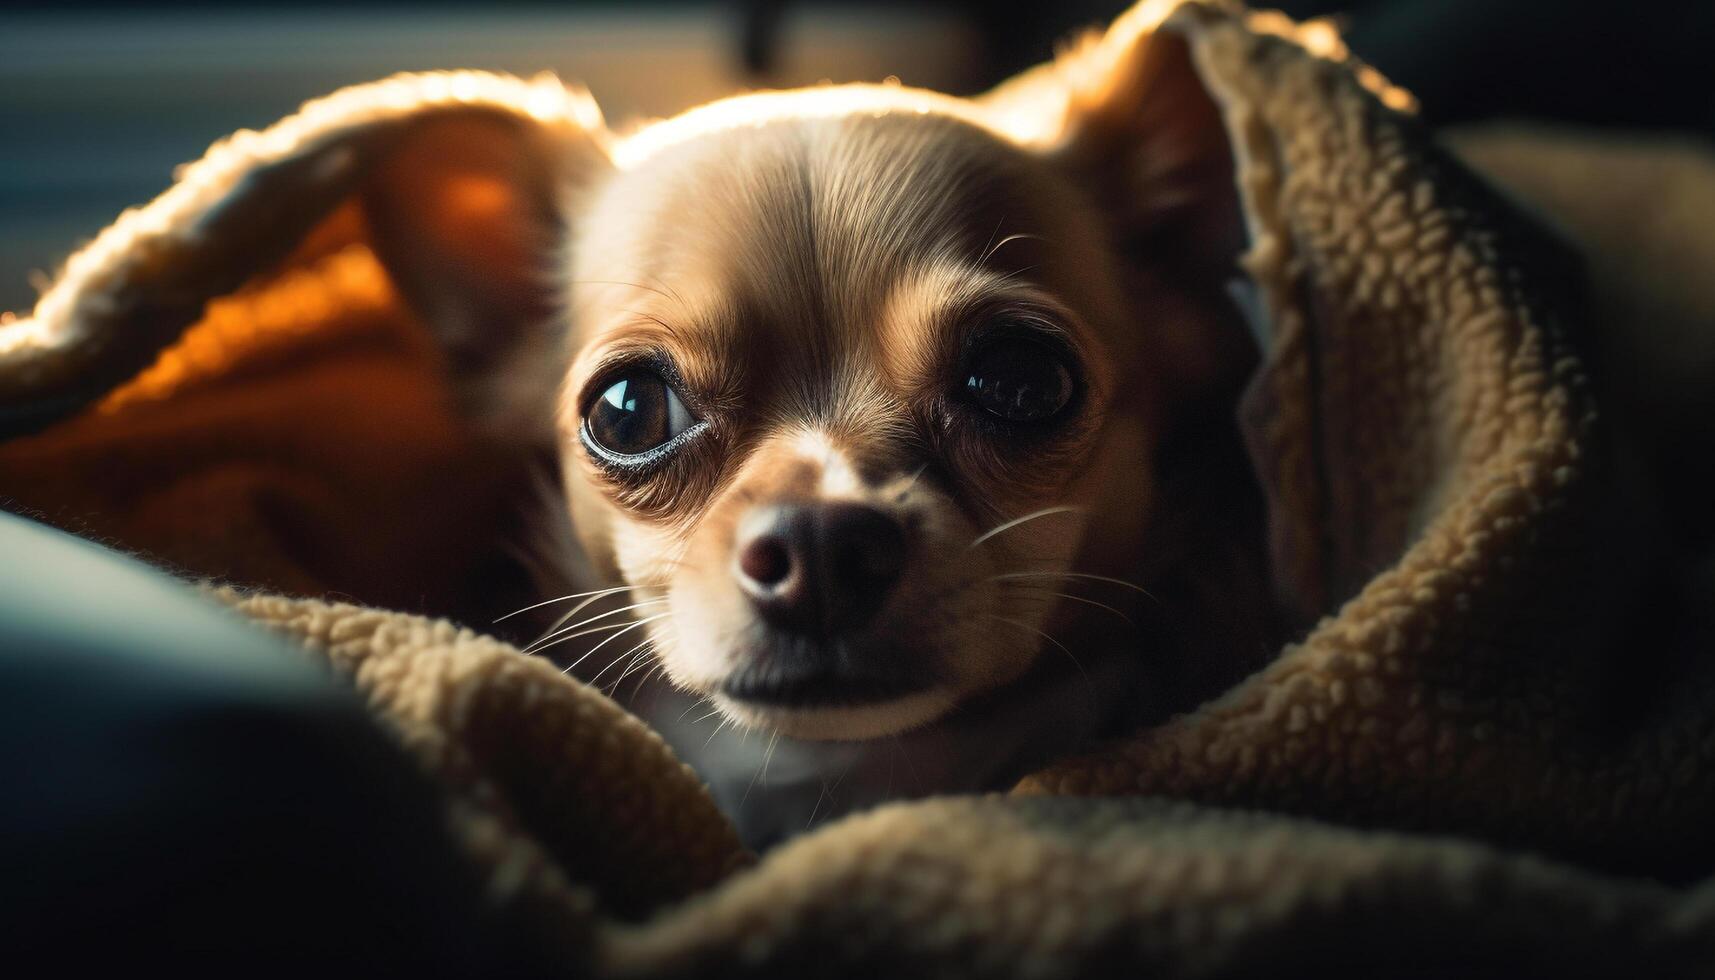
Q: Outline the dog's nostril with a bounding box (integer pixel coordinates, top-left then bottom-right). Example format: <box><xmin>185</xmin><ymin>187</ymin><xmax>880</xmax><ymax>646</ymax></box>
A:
<box><xmin>739</xmin><ymin>535</ymin><xmax>793</xmax><ymax>588</ymax></box>
<box><xmin>733</xmin><ymin>501</ymin><xmax>908</xmax><ymax>637</ymax></box>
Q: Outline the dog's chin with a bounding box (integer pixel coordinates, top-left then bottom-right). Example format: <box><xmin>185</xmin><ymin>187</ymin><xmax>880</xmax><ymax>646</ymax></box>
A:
<box><xmin>713</xmin><ymin>688</ymin><xmax>959</xmax><ymax>741</ymax></box>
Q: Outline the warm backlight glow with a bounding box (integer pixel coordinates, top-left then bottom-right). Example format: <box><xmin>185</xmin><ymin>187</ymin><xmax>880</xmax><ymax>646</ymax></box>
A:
<box><xmin>611</xmin><ymin>84</ymin><xmax>1002</xmax><ymax>169</ymax></box>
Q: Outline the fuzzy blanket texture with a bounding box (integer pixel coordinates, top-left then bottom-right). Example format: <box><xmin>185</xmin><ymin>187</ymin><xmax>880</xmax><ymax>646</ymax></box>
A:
<box><xmin>4</xmin><ymin>1</ymin><xmax>1715</xmax><ymax>974</ymax></box>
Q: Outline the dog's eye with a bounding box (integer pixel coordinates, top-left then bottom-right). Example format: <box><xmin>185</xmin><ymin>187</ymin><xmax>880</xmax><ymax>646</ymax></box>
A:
<box><xmin>963</xmin><ymin>338</ymin><xmax>1075</xmax><ymax>423</ymax></box>
<box><xmin>585</xmin><ymin>370</ymin><xmax>695</xmax><ymax>457</ymax></box>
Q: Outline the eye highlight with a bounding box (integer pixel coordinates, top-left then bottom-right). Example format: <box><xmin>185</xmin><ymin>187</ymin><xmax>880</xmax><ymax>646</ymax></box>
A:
<box><xmin>583</xmin><ymin>369</ymin><xmax>697</xmax><ymax>460</ymax></box>
<box><xmin>961</xmin><ymin>336</ymin><xmax>1076</xmax><ymax>423</ymax></box>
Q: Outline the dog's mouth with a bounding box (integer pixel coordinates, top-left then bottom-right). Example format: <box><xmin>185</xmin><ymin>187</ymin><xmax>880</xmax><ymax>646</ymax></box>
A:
<box><xmin>719</xmin><ymin>647</ymin><xmax>932</xmax><ymax>709</ymax></box>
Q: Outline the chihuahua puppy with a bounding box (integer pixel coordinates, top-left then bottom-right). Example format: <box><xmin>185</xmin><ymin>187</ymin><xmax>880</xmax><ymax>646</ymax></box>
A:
<box><xmin>373</xmin><ymin>14</ymin><xmax>1279</xmax><ymax>846</ymax></box>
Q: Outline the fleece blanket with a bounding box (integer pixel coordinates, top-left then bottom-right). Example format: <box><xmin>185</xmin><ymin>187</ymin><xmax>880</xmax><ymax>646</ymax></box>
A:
<box><xmin>4</xmin><ymin>1</ymin><xmax>1715</xmax><ymax>973</ymax></box>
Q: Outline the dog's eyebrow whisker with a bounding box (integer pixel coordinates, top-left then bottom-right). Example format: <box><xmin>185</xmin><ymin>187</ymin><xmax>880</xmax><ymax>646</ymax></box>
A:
<box><xmin>895</xmin><ymin>461</ymin><xmax>931</xmax><ymax>497</ymax></box>
<box><xmin>977</xmin><ymin>216</ymin><xmax>1005</xmax><ymax>266</ymax></box>
<box><xmin>979</xmin><ymin>231</ymin><xmax>1043</xmax><ymax>267</ymax></box>
<box><xmin>568</xmin><ymin>278</ymin><xmax>676</xmax><ymax>303</ymax></box>
<box><xmin>621</xmin><ymin>309</ymin><xmax>682</xmax><ymax>335</ymax></box>
<box><xmin>968</xmin><ymin>505</ymin><xmax>1085</xmax><ymax>550</ymax></box>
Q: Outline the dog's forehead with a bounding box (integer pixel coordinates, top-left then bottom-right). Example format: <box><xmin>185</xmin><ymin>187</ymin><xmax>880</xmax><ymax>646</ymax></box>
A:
<box><xmin>582</xmin><ymin>109</ymin><xmax>1066</xmax><ymax>329</ymax></box>
<box><xmin>565</xmin><ymin>105</ymin><xmax>1124</xmax><ymax>446</ymax></box>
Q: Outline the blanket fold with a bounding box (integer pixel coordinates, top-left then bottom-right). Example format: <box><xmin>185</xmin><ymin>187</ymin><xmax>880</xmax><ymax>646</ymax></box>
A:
<box><xmin>3</xmin><ymin>1</ymin><xmax>1714</xmax><ymax>973</ymax></box>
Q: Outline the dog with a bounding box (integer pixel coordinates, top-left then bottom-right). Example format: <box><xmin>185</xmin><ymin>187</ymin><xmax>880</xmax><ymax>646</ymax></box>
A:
<box><xmin>370</xmin><ymin>5</ymin><xmax>1281</xmax><ymax>846</ymax></box>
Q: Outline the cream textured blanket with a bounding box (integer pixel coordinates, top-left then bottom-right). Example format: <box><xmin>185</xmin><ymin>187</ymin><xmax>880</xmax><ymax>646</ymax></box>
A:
<box><xmin>3</xmin><ymin>2</ymin><xmax>1713</xmax><ymax>973</ymax></box>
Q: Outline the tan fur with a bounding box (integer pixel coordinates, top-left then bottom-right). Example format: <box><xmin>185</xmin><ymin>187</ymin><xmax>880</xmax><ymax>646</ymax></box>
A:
<box><xmin>525</xmin><ymin>81</ymin><xmax>1256</xmax><ymax>740</ymax></box>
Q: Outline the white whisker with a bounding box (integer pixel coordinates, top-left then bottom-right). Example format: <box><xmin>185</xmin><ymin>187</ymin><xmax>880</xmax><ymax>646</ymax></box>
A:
<box><xmin>609</xmin><ymin>638</ymin><xmax>658</xmax><ymax>689</ymax></box>
<box><xmin>525</xmin><ymin>598</ymin><xmax>667</xmax><ymax>654</ymax></box>
<box><xmin>985</xmin><ymin>614</ymin><xmax>1095</xmax><ymax>702</ymax></box>
<box><xmin>539</xmin><ymin>578</ymin><xmax>670</xmax><ymax>640</ymax></box>
<box><xmin>536</xmin><ymin>617</ymin><xmax>646</xmax><ymax>660</ymax></box>
<box><xmin>898</xmin><ymin>461</ymin><xmax>931</xmax><ymax>495</ymax></box>
<box><xmin>740</xmin><ymin>731</ymin><xmax>782</xmax><ymax>810</ymax></box>
<box><xmin>980</xmin><ymin>231</ymin><xmax>1042</xmax><ymax>266</ymax></box>
<box><xmin>550</xmin><ymin>612</ymin><xmax>668</xmax><ymax>670</ymax></box>
<box><xmin>540</xmin><ymin>590</ymin><xmax>636</xmax><ymax>639</ymax></box>
<box><xmin>968</xmin><ymin>505</ymin><xmax>1084</xmax><ymax>550</ymax></box>
<box><xmin>636</xmin><ymin>662</ymin><xmax>668</xmax><ymax>690</ymax></box>
<box><xmin>560</xmin><ymin>613</ymin><xmax>669</xmax><ymax>674</ymax></box>
<box><xmin>804</xmin><ymin>778</ymin><xmax>829</xmax><ymax>830</ymax></box>
<box><xmin>705</xmin><ymin>713</ymin><xmax>738</xmax><ymax>747</ymax></box>
<box><xmin>596</xmin><ymin>636</ymin><xmax>657</xmax><ymax>691</ymax></box>
<box><xmin>677</xmin><ymin>695</ymin><xmax>716</xmax><ymax>724</ymax></box>
<box><xmin>1001</xmin><ymin>588</ymin><xmax>1138</xmax><ymax>629</ymax></box>
<box><xmin>494</xmin><ymin>585</ymin><xmax>635</xmax><ymax>623</ymax></box>
<box><xmin>991</xmin><ymin>570</ymin><xmax>1157</xmax><ymax>601</ymax></box>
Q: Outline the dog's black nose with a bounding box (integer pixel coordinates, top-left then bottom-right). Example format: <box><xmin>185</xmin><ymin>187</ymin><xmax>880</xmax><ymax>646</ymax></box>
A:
<box><xmin>734</xmin><ymin>502</ymin><xmax>906</xmax><ymax>636</ymax></box>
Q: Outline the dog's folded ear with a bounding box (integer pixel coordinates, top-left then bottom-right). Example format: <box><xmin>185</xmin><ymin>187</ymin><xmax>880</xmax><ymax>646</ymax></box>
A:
<box><xmin>362</xmin><ymin>108</ymin><xmax>611</xmax><ymax>437</ymax></box>
<box><xmin>978</xmin><ymin>3</ymin><xmax>1437</xmax><ymax>622</ymax></box>
<box><xmin>0</xmin><ymin>73</ymin><xmax>612</xmax><ymax>442</ymax></box>
<box><xmin>981</xmin><ymin>1</ymin><xmax>1242</xmax><ymax>282</ymax></box>
<box><xmin>978</xmin><ymin>1</ymin><xmax>1258</xmax><ymax>455</ymax></box>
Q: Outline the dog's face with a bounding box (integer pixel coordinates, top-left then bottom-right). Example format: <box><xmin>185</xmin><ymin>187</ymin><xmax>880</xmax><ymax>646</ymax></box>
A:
<box><xmin>551</xmin><ymin>87</ymin><xmax>1212</xmax><ymax>740</ymax></box>
<box><xmin>371</xmin><ymin>26</ymin><xmax>1247</xmax><ymax>741</ymax></box>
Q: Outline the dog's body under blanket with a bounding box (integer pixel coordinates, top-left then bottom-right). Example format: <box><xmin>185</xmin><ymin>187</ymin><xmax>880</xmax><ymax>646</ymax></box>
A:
<box><xmin>3</xmin><ymin>1</ymin><xmax>1715</xmax><ymax>974</ymax></box>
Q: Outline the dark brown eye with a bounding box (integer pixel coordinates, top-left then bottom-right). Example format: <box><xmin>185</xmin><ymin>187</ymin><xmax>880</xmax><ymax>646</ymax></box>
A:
<box><xmin>584</xmin><ymin>369</ymin><xmax>695</xmax><ymax>458</ymax></box>
<box><xmin>962</xmin><ymin>338</ymin><xmax>1075</xmax><ymax>423</ymax></box>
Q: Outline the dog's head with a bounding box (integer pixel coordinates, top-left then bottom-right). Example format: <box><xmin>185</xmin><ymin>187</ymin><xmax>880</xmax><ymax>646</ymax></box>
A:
<box><xmin>371</xmin><ymin>15</ymin><xmax>1254</xmax><ymax>739</ymax></box>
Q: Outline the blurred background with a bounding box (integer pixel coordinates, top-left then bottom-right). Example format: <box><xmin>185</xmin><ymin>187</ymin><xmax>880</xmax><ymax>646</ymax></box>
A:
<box><xmin>2</xmin><ymin>0</ymin><xmax>1710</xmax><ymax>313</ymax></box>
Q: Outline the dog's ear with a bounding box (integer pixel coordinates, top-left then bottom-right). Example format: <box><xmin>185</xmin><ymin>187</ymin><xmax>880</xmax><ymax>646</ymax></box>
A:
<box><xmin>979</xmin><ymin>3</ymin><xmax>1252</xmax><ymax>405</ymax></box>
<box><xmin>982</xmin><ymin>3</ymin><xmax>1242</xmax><ymax>278</ymax></box>
<box><xmin>979</xmin><ymin>5</ymin><xmax>1288</xmax><ymax>614</ymax></box>
<box><xmin>362</xmin><ymin>108</ymin><xmax>612</xmax><ymax>439</ymax></box>
<box><xmin>982</xmin><ymin>5</ymin><xmax>1449</xmax><ymax>625</ymax></box>
<box><xmin>0</xmin><ymin>75</ymin><xmax>614</xmax><ymax>442</ymax></box>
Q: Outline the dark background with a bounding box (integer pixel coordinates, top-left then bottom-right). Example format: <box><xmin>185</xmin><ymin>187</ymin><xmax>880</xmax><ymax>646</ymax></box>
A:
<box><xmin>2</xmin><ymin>0</ymin><xmax>1710</xmax><ymax>313</ymax></box>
